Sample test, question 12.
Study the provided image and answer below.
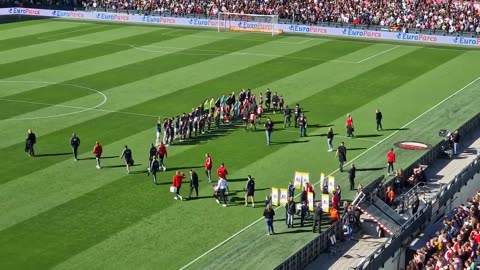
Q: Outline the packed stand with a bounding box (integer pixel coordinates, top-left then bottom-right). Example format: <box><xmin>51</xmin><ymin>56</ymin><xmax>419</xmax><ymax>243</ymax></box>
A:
<box><xmin>407</xmin><ymin>191</ymin><xmax>480</xmax><ymax>270</ymax></box>
<box><xmin>68</xmin><ymin>0</ymin><xmax>480</xmax><ymax>34</ymax></box>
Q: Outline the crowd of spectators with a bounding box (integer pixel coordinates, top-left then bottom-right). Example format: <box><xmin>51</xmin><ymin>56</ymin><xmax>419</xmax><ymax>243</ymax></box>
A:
<box><xmin>2</xmin><ymin>0</ymin><xmax>480</xmax><ymax>33</ymax></box>
<box><xmin>407</xmin><ymin>191</ymin><xmax>480</xmax><ymax>270</ymax></box>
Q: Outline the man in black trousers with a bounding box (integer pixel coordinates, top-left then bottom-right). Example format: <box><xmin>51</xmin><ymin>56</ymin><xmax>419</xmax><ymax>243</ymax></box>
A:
<box><xmin>25</xmin><ymin>129</ymin><xmax>36</xmax><ymax>157</ymax></box>
<box><xmin>348</xmin><ymin>163</ymin><xmax>356</xmax><ymax>190</ymax></box>
<box><xmin>376</xmin><ymin>109</ymin><xmax>383</xmax><ymax>131</ymax></box>
<box><xmin>70</xmin><ymin>133</ymin><xmax>81</xmax><ymax>161</ymax></box>
<box><xmin>188</xmin><ymin>169</ymin><xmax>199</xmax><ymax>199</ymax></box>
<box><xmin>312</xmin><ymin>202</ymin><xmax>323</xmax><ymax>234</ymax></box>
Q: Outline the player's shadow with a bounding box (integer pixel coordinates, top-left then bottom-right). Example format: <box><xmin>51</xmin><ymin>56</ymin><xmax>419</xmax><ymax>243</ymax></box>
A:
<box><xmin>166</xmin><ymin>165</ymin><xmax>203</xmax><ymax>171</ymax></box>
<box><xmin>355</xmin><ymin>134</ymin><xmax>382</xmax><ymax>138</ymax></box>
<box><xmin>356</xmin><ymin>167</ymin><xmax>385</xmax><ymax>171</ymax></box>
<box><xmin>35</xmin><ymin>152</ymin><xmax>71</xmax><ymax>157</ymax></box>
<box><xmin>347</xmin><ymin>147</ymin><xmax>367</xmax><ymax>151</ymax></box>
<box><xmin>78</xmin><ymin>155</ymin><xmax>117</xmax><ymax>160</ymax></box>
<box><xmin>103</xmin><ymin>163</ymin><xmax>142</xmax><ymax>169</ymax></box>
<box><xmin>273</xmin><ymin>140</ymin><xmax>310</xmax><ymax>145</ymax></box>
<box><xmin>382</xmin><ymin>128</ymin><xmax>409</xmax><ymax>131</ymax></box>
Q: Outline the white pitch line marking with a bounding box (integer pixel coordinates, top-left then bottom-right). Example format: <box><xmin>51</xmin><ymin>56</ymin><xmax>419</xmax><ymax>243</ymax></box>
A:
<box><xmin>355</xmin><ymin>46</ymin><xmax>400</xmax><ymax>63</ymax></box>
<box><xmin>38</xmin><ymin>25</ymin><xmax>107</xmax><ymax>40</ymax></box>
<box><xmin>0</xmin><ymin>98</ymin><xmax>159</xmax><ymax>119</ymax></box>
<box><xmin>178</xmin><ymin>75</ymin><xmax>480</xmax><ymax>270</ymax></box>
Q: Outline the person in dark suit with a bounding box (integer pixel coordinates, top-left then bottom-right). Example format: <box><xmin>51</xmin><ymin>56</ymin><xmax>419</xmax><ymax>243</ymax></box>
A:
<box><xmin>188</xmin><ymin>169</ymin><xmax>199</xmax><ymax>198</ymax></box>
<box><xmin>348</xmin><ymin>163</ymin><xmax>356</xmax><ymax>190</ymax></box>
<box><xmin>120</xmin><ymin>145</ymin><xmax>134</xmax><ymax>174</ymax></box>
<box><xmin>70</xmin><ymin>133</ymin><xmax>80</xmax><ymax>161</ymax></box>
<box><xmin>312</xmin><ymin>202</ymin><xmax>323</xmax><ymax>234</ymax></box>
<box><xmin>147</xmin><ymin>143</ymin><xmax>157</xmax><ymax>176</ymax></box>
<box><xmin>376</xmin><ymin>109</ymin><xmax>383</xmax><ymax>131</ymax></box>
<box><xmin>150</xmin><ymin>156</ymin><xmax>160</xmax><ymax>185</ymax></box>
<box><xmin>336</xmin><ymin>142</ymin><xmax>347</xmax><ymax>172</ymax></box>
<box><xmin>25</xmin><ymin>129</ymin><xmax>36</xmax><ymax>157</ymax></box>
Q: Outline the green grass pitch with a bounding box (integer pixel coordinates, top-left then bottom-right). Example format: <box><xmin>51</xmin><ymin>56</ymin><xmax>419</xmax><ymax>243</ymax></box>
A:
<box><xmin>0</xmin><ymin>18</ymin><xmax>479</xmax><ymax>270</ymax></box>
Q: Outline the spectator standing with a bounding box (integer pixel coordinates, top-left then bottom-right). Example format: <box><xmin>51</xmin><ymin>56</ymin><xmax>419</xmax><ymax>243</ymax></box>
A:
<box><xmin>25</xmin><ymin>129</ymin><xmax>36</xmax><ymax>157</ymax></box>
<box><xmin>412</xmin><ymin>192</ymin><xmax>420</xmax><ymax>215</ymax></box>
<box><xmin>172</xmin><ymin>171</ymin><xmax>186</xmax><ymax>201</ymax></box>
<box><xmin>70</xmin><ymin>133</ymin><xmax>80</xmax><ymax>161</ymax></box>
<box><xmin>306</xmin><ymin>182</ymin><xmax>315</xmax><ymax>201</ymax></box>
<box><xmin>216</xmin><ymin>177</ymin><xmax>229</xmax><ymax>207</ymax></box>
<box><xmin>385</xmin><ymin>186</ymin><xmax>395</xmax><ymax>206</ymax></box>
<box><xmin>312</xmin><ymin>202</ymin><xmax>323</xmax><ymax>234</ymax></box>
<box><xmin>205</xmin><ymin>153</ymin><xmax>213</xmax><ymax>182</ymax></box>
<box><xmin>332</xmin><ymin>191</ymin><xmax>340</xmax><ymax>210</ymax></box>
<box><xmin>286</xmin><ymin>197</ymin><xmax>296</xmax><ymax>228</ymax></box>
<box><xmin>284</xmin><ymin>105</ymin><xmax>291</xmax><ymax>127</ymax></box>
<box><xmin>120</xmin><ymin>145</ymin><xmax>134</xmax><ymax>174</ymax></box>
<box><xmin>335</xmin><ymin>185</ymin><xmax>342</xmax><ymax>201</ymax></box>
<box><xmin>376</xmin><ymin>109</ymin><xmax>383</xmax><ymax>131</ymax></box>
<box><xmin>387</xmin><ymin>148</ymin><xmax>396</xmax><ymax>176</ymax></box>
<box><xmin>452</xmin><ymin>130</ymin><xmax>460</xmax><ymax>155</ymax></box>
<box><xmin>346</xmin><ymin>114</ymin><xmax>354</xmax><ymax>138</ymax></box>
<box><xmin>157</xmin><ymin>142</ymin><xmax>167</xmax><ymax>171</ymax></box>
<box><xmin>336</xmin><ymin>141</ymin><xmax>347</xmax><ymax>172</ymax></box>
<box><xmin>348</xmin><ymin>163</ymin><xmax>356</xmax><ymax>190</ymax></box>
<box><xmin>217</xmin><ymin>163</ymin><xmax>228</xmax><ymax>179</ymax></box>
<box><xmin>188</xmin><ymin>169</ymin><xmax>199</xmax><ymax>199</ymax></box>
<box><xmin>245</xmin><ymin>175</ymin><xmax>256</xmax><ymax>208</ymax></box>
<box><xmin>264</xmin><ymin>117</ymin><xmax>274</xmax><ymax>145</ymax></box>
<box><xmin>263</xmin><ymin>204</ymin><xmax>275</xmax><ymax>235</ymax></box>
<box><xmin>149</xmin><ymin>156</ymin><xmax>160</xmax><ymax>185</ymax></box>
<box><xmin>327</xmin><ymin>127</ymin><xmax>334</xmax><ymax>152</ymax></box>
<box><xmin>93</xmin><ymin>141</ymin><xmax>103</xmax><ymax>169</ymax></box>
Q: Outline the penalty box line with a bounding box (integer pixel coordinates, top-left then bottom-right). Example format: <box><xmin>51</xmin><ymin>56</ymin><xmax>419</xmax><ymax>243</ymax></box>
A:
<box><xmin>178</xmin><ymin>75</ymin><xmax>480</xmax><ymax>270</ymax></box>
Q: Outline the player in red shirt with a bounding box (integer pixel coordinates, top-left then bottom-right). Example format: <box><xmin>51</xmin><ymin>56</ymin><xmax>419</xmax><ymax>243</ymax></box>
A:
<box><xmin>157</xmin><ymin>142</ymin><xmax>167</xmax><ymax>171</ymax></box>
<box><xmin>387</xmin><ymin>149</ymin><xmax>396</xmax><ymax>175</ymax></box>
<box><xmin>346</xmin><ymin>114</ymin><xmax>354</xmax><ymax>138</ymax></box>
<box><xmin>217</xmin><ymin>163</ymin><xmax>228</xmax><ymax>179</ymax></box>
<box><xmin>205</xmin><ymin>153</ymin><xmax>213</xmax><ymax>182</ymax></box>
<box><xmin>93</xmin><ymin>141</ymin><xmax>103</xmax><ymax>169</ymax></box>
<box><xmin>172</xmin><ymin>171</ymin><xmax>186</xmax><ymax>200</ymax></box>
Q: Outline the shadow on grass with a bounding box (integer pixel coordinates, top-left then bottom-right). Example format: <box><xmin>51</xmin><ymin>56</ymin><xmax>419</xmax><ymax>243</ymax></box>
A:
<box><xmin>272</xmin><ymin>140</ymin><xmax>310</xmax><ymax>145</ymax></box>
<box><xmin>275</xmin><ymin>229</ymin><xmax>312</xmax><ymax>234</ymax></box>
<box><xmin>78</xmin><ymin>155</ymin><xmax>118</xmax><ymax>160</ymax></box>
<box><xmin>356</xmin><ymin>134</ymin><xmax>383</xmax><ymax>138</ymax></box>
<box><xmin>166</xmin><ymin>165</ymin><xmax>203</xmax><ymax>171</ymax></box>
<box><xmin>382</xmin><ymin>128</ymin><xmax>409</xmax><ymax>131</ymax></box>
<box><xmin>356</xmin><ymin>167</ymin><xmax>385</xmax><ymax>172</ymax></box>
<box><xmin>103</xmin><ymin>163</ymin><xmax>143</xmax><ymax>169</ymax></box>
<box><xmin>35</xmin><ymin>152</ymin><xmax>72</xmax><ymax>157</ymax></box>
<box><xmin>347</xmin><ymin>147</ymin><xmax>367</xmax><ymax>151</ymax></box>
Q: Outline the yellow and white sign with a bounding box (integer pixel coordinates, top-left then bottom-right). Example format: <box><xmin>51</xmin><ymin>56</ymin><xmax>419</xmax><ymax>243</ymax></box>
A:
<box><xmin>280</xmin><ymin>188</ymin><xmax>289</xmax><ymax>206</ymax></box>
<box><xmin>322</xmin><ymin>194</ymin><xmax>330</xmax><ymax>213</ymax></box>
<box><xmin>328</xmin><ymin>175</ymin><xmax>335</xmax><ymax>193</ymax></box>
<box><xmin>294</xmin><ymin>171</ymin><xmax>310</xmax><ymax>189</ymax></box>
<box><xmin>271</xmin><ymin>188</ymin><xmax>279</xmax><ymax>206</ymax></box>
<box><xmin>307</xmin><ymin>192</ymin><xmax>314</xmax><ymax>211</ymax></box>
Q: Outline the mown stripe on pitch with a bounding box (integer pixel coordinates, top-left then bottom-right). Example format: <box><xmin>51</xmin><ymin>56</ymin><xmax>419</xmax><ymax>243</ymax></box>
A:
<box><xmin>0</xmin><ymin>34</ymin><xmax>275</xmax><ymax>120</ymax></box>
<box><xmin>0</xmin><ymin>36</ymin><xmax>282</xmax><ymax>181</ymax></box>
<box><xmin>0</xmin><ymin>27</ymin><xmax>187</xmax><ymax>80</ymax></box>
<box><xmin>0</xmin><ymin>24</ymin><xmax>120</xmax><ymax>52</ymax></box>
<box><xmin>0</xmin><ymin>41</ymin><xmax>372</xmax><ymax>269</ymax></box>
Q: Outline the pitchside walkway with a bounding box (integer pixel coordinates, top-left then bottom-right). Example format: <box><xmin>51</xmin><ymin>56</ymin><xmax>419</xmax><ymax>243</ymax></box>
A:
<box><xmin>304</xmin><ymin>128</ymin><xmax>480</xmax><ymax>270</ymax></box>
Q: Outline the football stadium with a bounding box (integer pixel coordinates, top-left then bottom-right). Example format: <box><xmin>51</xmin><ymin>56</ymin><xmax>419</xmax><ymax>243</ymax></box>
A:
<box><xmin>1</xmin><ymin>1</ymin><xmax>480</xmax><ymax>270</ymax></box>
